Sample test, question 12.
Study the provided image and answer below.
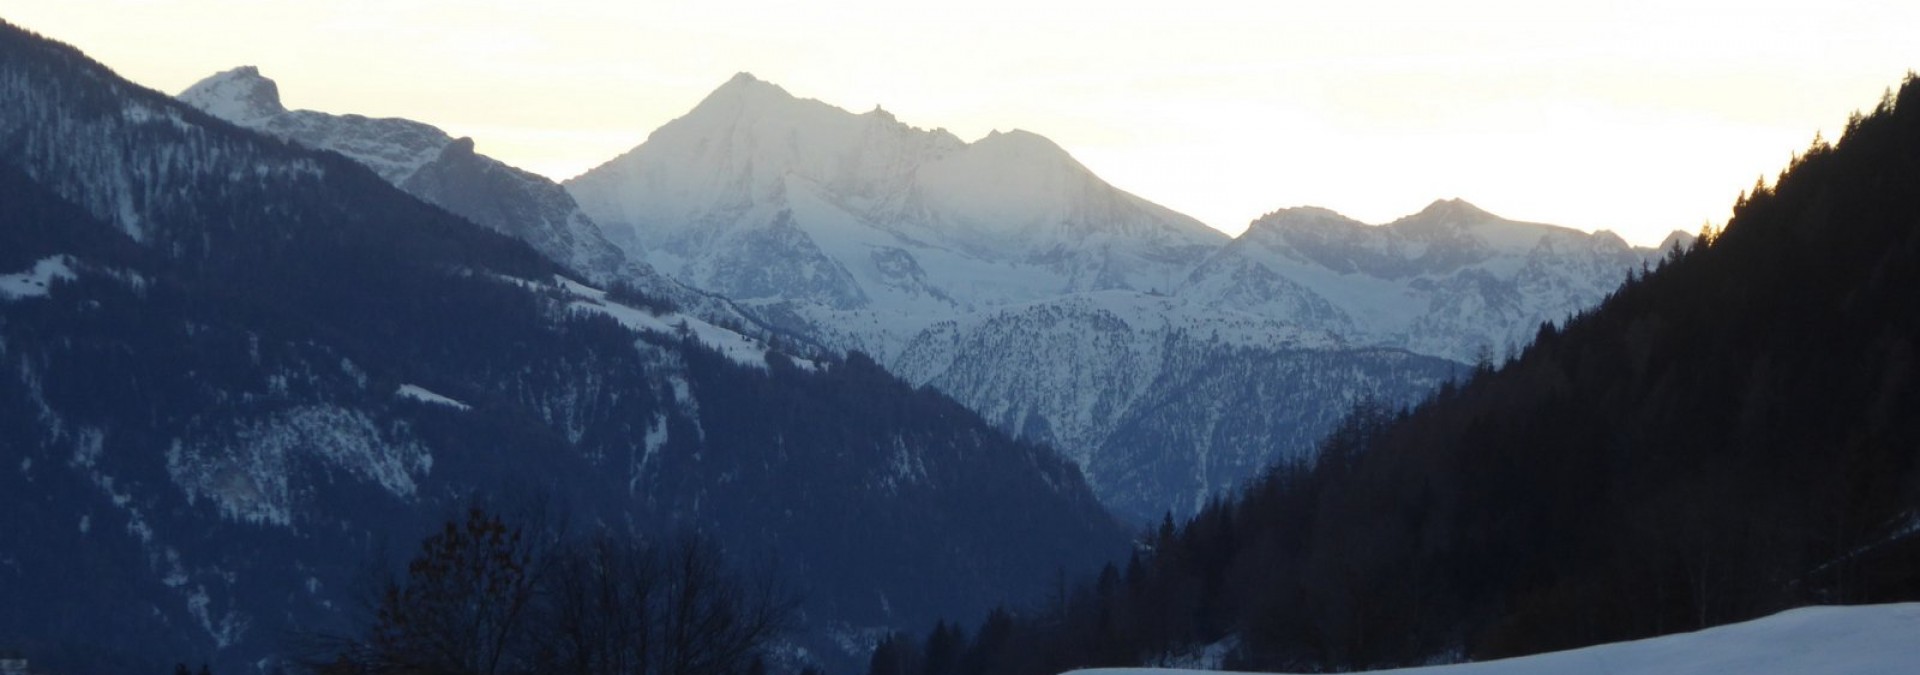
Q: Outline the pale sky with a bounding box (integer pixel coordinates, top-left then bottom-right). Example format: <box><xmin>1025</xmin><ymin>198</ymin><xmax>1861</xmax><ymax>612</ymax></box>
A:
<box><xmin>8</xmin><ymin>1</ymin><xmax>1917</xmax><ymax>245</ymax></box>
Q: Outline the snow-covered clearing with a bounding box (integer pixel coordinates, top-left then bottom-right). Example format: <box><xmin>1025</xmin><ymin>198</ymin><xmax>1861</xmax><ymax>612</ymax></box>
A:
<box><xmin>0</xmin><ymin>256</ymin><xmax>75</xmax><ymax>300</ymax></box>
<box><xmin>1068</xmin><ymin>604</ymin><xmax>1920</xmax><ymax>675</ymax></box>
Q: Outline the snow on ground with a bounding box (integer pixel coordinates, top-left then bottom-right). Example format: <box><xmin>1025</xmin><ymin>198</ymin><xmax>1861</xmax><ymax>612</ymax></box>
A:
<box><xmin>557</xmin><ymin>277</ymin><xmax>815</xmax><ymax>371</ymax></box>
<box><xmin>0</xmin><ymin>256</ymin><xmax>76</xmax><ymax>300</ymax></box>
<box><xmin>395</xmin><ymin>384</ymin><xmax>471</xmax><ymax>411</ymax></box>
<box><xmin>1067</xmin><ymin>604</ymin><xmax>1920</xmax><ymax>675</ymax></box>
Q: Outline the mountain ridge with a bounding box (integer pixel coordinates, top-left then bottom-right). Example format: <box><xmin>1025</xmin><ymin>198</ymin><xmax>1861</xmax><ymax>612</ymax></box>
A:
<box><xmin>1188</xmin><ymin>198</ymin><xmax>1683</xmax><ymax>362</ymax></box>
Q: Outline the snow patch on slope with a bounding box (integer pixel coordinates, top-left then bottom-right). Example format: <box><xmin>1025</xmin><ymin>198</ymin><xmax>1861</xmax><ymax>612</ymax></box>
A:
<box><xmin>0</xmin><ymin>255</ymin><xmax>75</xmax><ymax>300</ymax></box>
<box><xmin>556</xmin><ymin>277</ymin><xmax>813</xmax><ymax>371</ymax></box>
<box><xmin>395</xmin><ymin>384</ymin><xmax>471</xmax><ymax>411</ymax></box>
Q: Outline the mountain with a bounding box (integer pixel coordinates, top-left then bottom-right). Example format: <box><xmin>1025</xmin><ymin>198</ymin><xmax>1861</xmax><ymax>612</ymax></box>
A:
<box><xmin>892</xmin><ymin>201</ymin><xmax>1682</xmax><ymax>520</ymax></box>
<box><xmin>565</xmin><ymin>72</ymin><xmax>1227</xmax><ymax>352</ymax></box>
<box><xmin>175</xmin><ymin>66</ymin><xmax>752</xmax><ymax>327</ymax></box>
<box><xmin>887</xmin><ymin>293</ymin><xmax>1459</xmax><ymax>521</ymax></box>
<box><xmin>0</xmin><ymin>22</ymin><xmax>1125</xmax><ymax>673</ymax></box>
<box><xmin>1183</xmin><ymin>200</ymin><xmax>1684</xmax><ymax>363</ymax></box>
<box><xmin>564</xmin><ymin>74</ymin><xmax>1683</xmax><ymax>522</ymax></box>
<box><xmin>875</xmin><ymin>75</ymin><xmax>1920</xmax><ymax>675</ymax></box>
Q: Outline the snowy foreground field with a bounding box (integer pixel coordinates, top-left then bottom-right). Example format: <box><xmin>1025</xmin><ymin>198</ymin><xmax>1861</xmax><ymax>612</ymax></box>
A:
<box><xmin>1067</xmin><ymin>603</ymin><xmax>1920</xmax><ymax>675</ymax></box>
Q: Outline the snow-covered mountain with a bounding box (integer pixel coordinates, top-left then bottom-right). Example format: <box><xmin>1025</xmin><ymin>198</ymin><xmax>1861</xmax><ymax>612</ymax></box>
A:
<box><xmin>1185</xmin><ymin>200</ymin><xmax>1690</xmax><ymax>363</ymax></box>
<box><xmin>566</xmin><ymin>73</ymin><xmax>1226</xmax><ymax>354</ymax></box>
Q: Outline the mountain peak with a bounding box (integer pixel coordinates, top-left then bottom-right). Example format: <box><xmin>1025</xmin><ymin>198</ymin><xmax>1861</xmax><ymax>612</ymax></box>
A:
<box><xmin>1389</xmin><ymin>198</ymin><xmax>1514</xmax><ymax>238</ymax></box>
<box><xmin>973</xmin><ymin>128</ymin><xmax>1066</xmax><ymax>155</ymax></box>
<box><xmin>178</xmin><ymin>65</ymin><xmax>286</xmax><ymax>124</ymax></box>
<box><xmin>1243</xmin><ymin>206</ymin><xmax>1365</xmax><ymax>238</ymax></box>
<box><xmin>1412</xmin><ymin>198</ymin><xmax>1497</xmax><ymax>222</ymax></box>
<box><xmin>701</xmin><ymin>71</ymin><xmax>797</xmax><ymax>107</ymax></box>
<box><xmin>1256</xmin><ymin>205</ymin><xmax>1354</xmax><ymax>223</ymax></box>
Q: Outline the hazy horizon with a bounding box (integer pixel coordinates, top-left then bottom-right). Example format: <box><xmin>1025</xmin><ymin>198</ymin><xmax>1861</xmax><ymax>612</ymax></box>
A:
<box><xmin>10</xmin><ymin>1</ymin><xmax>1917</xmax><ymax>246</ymax></box>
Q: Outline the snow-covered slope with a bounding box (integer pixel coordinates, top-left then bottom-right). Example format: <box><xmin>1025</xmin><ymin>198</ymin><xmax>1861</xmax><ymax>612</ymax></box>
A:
<box><xmin>1184</xmin><ymin>200</ymin><xmax>1684</xmax><ymax>363</ymax></box>
<box><xmin>1068</xmin><ymin>603</ymin><xmax>1920</xmax><ymax>675</ymax></box>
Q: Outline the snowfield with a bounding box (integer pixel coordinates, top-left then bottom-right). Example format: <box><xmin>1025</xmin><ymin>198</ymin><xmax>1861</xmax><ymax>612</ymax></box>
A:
<box><xmin>1067</xmin><ymin>604</ymin><xmax>1920</xmax><ymax>675</ymax></box>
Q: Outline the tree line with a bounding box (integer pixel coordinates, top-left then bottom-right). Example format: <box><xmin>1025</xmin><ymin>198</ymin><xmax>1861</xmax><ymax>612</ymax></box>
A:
<box><xmin>304</xmin><ymin>507</ymin><xmax>797</xmax><ymax>675</ymax></box>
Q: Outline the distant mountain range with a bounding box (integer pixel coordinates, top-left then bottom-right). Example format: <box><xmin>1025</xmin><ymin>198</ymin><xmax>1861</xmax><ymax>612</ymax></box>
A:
<box><xmin>178</xmin><ymin>69</ymin><xmax>1685</xmax><ymax>522</ymax></box>
<box><xmin>1195</xmin><ymin>200</ymin><xmax>1693</xmax><ymax>362</ymax></box>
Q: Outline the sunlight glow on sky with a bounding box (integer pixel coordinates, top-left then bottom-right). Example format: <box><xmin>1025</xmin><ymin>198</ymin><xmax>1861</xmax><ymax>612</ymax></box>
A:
<box><xmin>9</xmin><ymin>1</ymin><xmax>1918</xmax><ymax>245</ymax></box>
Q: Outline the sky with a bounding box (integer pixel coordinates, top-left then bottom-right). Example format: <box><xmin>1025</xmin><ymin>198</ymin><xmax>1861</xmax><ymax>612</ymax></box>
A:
<box><xmin>8</xmin><ymin>1</ymin><xmax>1917</xmax><ymax>246</ymax></box>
